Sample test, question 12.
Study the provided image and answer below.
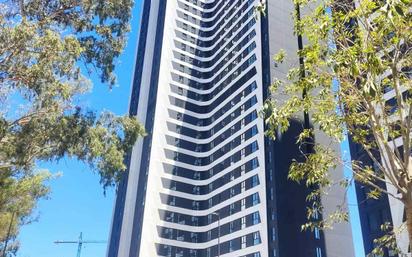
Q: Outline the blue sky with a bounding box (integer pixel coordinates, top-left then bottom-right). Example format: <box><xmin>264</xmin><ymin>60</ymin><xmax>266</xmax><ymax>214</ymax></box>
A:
<box><xmin>17</xmin><ymin>1</ymin><xmax>365</xmax><ymax>257</ymax></box>
<box><xmin>17</xmin><ymin>2</ymin><xmax>143</xmax><ymax>257</ymax></box>
<box><xmin>342</xmin><ymin>137</ymin><xmax>365</xmax><ymax>257</ymax></box>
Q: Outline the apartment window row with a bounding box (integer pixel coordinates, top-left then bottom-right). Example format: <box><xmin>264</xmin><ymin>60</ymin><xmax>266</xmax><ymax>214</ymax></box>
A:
<box><xmin>173</xmin><ymin>41</ymin><xmax>255</xmax><ymax>80</ymax></box>
<box><xmin>177</xmin><ymin>0</ymin><xmax>242</xmax><ymax>33</ymax></box>
<box><xmin>182</xmin><ymin>0</ymin><xmax>229</xmax><ymax>12</ymax></box>
<box><xmin>158</xmin><ymin>211</ymin><xmax>260</xmax><ymax>243</ymax></box>
<box><xmin>162</xmin><ymin>158</ymin><xmax>258</xmax><ymax>195</ymax></box>
<box><xmin>163</xmin><ymin>154</ymin><xmax>259</xmax><ymax>181</ymax></box>
<box><xmin>177</xmin><ymin>0</ymin><xmax>248</xmax><ymax>39</ymax></box>
<box><xmin>179</xmin><ymin>0</ymin><xmax>245</xmax><ymax>26</ymax></box>
<box><xmin>165</xmin><ymin>169</ymin><xmax>259</xmax><ymax>198</ymax></box>
<box><xmin>167</xmin><ymin>138</ymin><xmax>259</xmax><ymax>166</ymax></box>
<box><xmin>242</xmin><ymin>253</ymin><xmax>261</xmax><ymax>257</ymax></box>
<box><xmin>384</xmin><ymin>89</ymin><xmax>410</xmax><ymax>115</ymax></box>
<box><xmin>170</xmin><ymin>80</ymin><xmax>257</xmax><ymax>115</ymax></box>
<box><xmin>159</xmin><ymin>192</ymin><xmax>261</xmax><ymax>227</ymax></box>
<box><xmin>178</xmin><ymin>0</ymin><xmax>228</xmax><ymax>22</ymax></box>
<box><xmin>166</xmin><ymin>135</ymin><xmax>259</xmax><ymax>166</ymax></box>
<box><xmin>166</xmin><ymin>109</ymin><xmax>257</xmax><ymax>140</ymax></box>
<box><xmin>175</xmin><ymin>29</ymin><xmax>256</xmax><ymax>70</ymax></box>
<box><xmin>176</xmin><ymin>0</ymin><xmax>254</xmax><ymax>43</ymax></box>
<box><xmin>156</xmin><ymin>231</ymin><xmax>261</xmax><ymax>257</ymax></box>
<box><xmin>174</xmin><ymin>18</ymin><xmax>256</xmax><ymax>58</ymax></box>
<box><xmin>172</xmin><ymin>54</ymin><xmax>257</xmax><ymax>91</ymax></box>
<box><xmin>166</xmin><ymin>123</ymin><xmax>258</xmax><ymax>153</ymax></box>
<box><xmin>169</xmin><ymin>94</ymin><xmax>257</xmax><ymax>127</ymax></box>
<box><xmin>161</xmin><ymin>174</ymin><xmax>260</xmax><ymax>210</ymax></box>
<box><xmin>175</xmin><ymin>42</ymin><xmax>256</xmax><ymax>81</ymax></box>
<box><xmin>170</xmin><ymin>67</ymin><xmax>256</xmax><ymax>103</ymax></box>
<box><xmin>381</xmin><ymin>67</ymin><xmax>412</xmax><ymax>94</ymax></box>
<box><xmin>168</xmin><ymin>91</ymin><xmax>257</xmax><ymax>130</ymax></box>
<box><xmin>170</xmin><ymin>79</ymin><xmax>256</xmax><ymax>116</ymax></box>
<box><xmin>167</xmin><ymin>123</ymin><xmax>258</xmax><ymax>153</ymax></box>
<box><xmin>172</xmin><ymin>51</ymin><xmax>256</xmax><ymax>90</ymax></box>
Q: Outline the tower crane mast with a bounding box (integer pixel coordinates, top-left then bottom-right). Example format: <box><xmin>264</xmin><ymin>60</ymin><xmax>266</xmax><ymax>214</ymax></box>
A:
<box><xmin>54</xmin><ymin>232</ymin><xmax>106</xmax><ymax>257</ymax></box>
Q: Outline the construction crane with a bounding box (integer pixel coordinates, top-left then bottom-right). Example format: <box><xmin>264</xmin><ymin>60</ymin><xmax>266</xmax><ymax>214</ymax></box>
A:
<box><xmin>54</xmin><ymin>232</ymin><xmax>106</xmax><ymax>257</ymax></box>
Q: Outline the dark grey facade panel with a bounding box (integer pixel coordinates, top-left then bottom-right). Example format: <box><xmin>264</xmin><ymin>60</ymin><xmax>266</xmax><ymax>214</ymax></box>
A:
<box><xmin>107</xmin><ymin>0</ymin><xmax>152</xmax><ymax>255</ymax></box>
<box><xmin>128</xmin><ymin>1</ymin><xmax>168</xmax><ymax>257</ymax></box>
<box><xmin>263</xmin><ymin>1</ymin><xmax>355</xmax><ymax>257</ymax></box>
<box><xmin>349</xmin><ymin>137</ymin><xmax>395</xmax><ymax>257</ymax></box>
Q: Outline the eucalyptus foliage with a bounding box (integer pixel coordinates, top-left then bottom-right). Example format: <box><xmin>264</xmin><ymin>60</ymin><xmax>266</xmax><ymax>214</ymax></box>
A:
<box><xmin>262</xmin><ymin>0</ymin><xmax>412</xmax><ymax>253</ymax></box>
<box><xmin>0</xmin><ymin>0</ymin><xmax>145</xmax><ymax>255</ymax></box>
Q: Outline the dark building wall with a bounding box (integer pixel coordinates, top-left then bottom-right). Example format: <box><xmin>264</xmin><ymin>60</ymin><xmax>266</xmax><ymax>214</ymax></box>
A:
<box><xmin>349</xmin><ymin>137</ymin><xmax>395</xmax><ymax>257</ymax></box>
<box><xmin>262</xmin><ymin>1</ymin><xmax>327</xmax><ymax>257</ymax></box>
<box><xmin>107</xmin><ymin>0</ymin><xmax>166</xmax><ymax>256</ymax></box>
<box><xmin>106</xmin><ymin>0</ymin><xmax>152</xmax><ymax>255</ymax></box>
<box><xmin>273</xmin><ymin>119</ymin><xmax>326</xmax><ymax>257</ymax></box>
<box><xmin>107</xmin><ymin>155</ymin><xmax>132</xmax><ymax>257</ymax></box>
<box><xmin>263</xmin><ymin>1</ymin><xmax>355</xmax><ymax>257</ymax></box>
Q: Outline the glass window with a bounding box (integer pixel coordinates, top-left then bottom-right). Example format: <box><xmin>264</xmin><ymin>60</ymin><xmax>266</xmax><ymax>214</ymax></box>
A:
<box><xmin>252</xmin><ymin>175</ymin><xmax>259</xmax><ymax>187</ymax></box>
<box><xmin>252</xmin><ymin>158</ymin><xmax>258</xmax><ymax>169</ymax></box>
<box><xmin>189</xmin><ymin>249</ymin><xmax>197</xmax><ymax>257</ymax></box>
<box><xmin>252</xmin><ymin>82</ymin><xmax>257</xmax><ymax>90</ymax></box>
<box><xmin>241</xmin><ymin>148</ymin><xmax>246</xmax><ymax>157</ymax></box>
<box><xmin>241</xmin><ymin>198</ymin><xmax>246</xmax><ymax>209</ymax></box>
<box><xmin>192</xmin><ymin>201</ymin><xmax>199</xmax><ymax>210</ymax></box>
<box><xmin>253</xmin><ymin>212</ymin><xmax>260</xmax><ymax>225</ymax></box>
<box><xmin>253</xmin><ymin>232</ymin><xmax>261</xmax><ymax>245</ymax></box>
<box><xmin>316</xmin><ymin>247</ymin><xmax>322</xmax><ymax>257</ymax></box>
<box><xmin>241</xmin><ymin>236</ymin><xmax>246</xmax><ymax>248</ymax></box>
<box><xmin>177</xmin><ymin>231</ymin><xmax>184</xmax><ymax>241</ymax></box>
<box><xmin>230</xmin><ymin>203</ymin><xmax>235</xmax><ymax>214</ymax></box>
<box><xmin>272</xmin><ymin>227</ymin><xmax>276</xmax><ymax>241</ymax></box>
<box><xmin>241</xmin><ymin>216</ymin><xmax>246</xmax><ymax>228</ymax></box>
<box><xmin>251</xmin><ymin>111</ymin><xmax>257</xmax><ymax>120</ymax></box>
<box><xmin>252</xmin><ymin>193</ymin><xmax>259</xmax><ymax>205</ymax></box>
<box><xmin>192</xmin><ymin>216</ymin><xmax>198</xmax><ymax>226</ymax></box>
<box><xmin>241</xmin><ymin>181</ymin><xmax>246</xmax><ymax>192</ymax></box>
<box><xmin>251</xmin><ymin>141</ymin><xmax>258</xmax><ymax>152</ymax></box>
<box><xmin>170</xmin><ymin>197</ymin><xmax>175</xmax><ymax>206</ymax></box>
<box><xmin>164</xmin><ymin>245</ymin><xmax>171</xmax><ymax>257</ymax></box>
<box><xmin>251</xmin><ymin>96</ymin><xmax>257</xmax><ymax>105</ymax></box>
<box><xmin>314</xmin><ymin>227</ymin><xmax>320</xmax><ymax>239</ymax></box>
<box><xmin>252</xmin><ymin>126</ymin><xmax>258</xmax><ymax>136</ymax></box>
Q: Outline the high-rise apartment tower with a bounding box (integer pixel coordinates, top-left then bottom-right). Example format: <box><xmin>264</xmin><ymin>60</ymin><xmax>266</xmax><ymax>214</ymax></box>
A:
<box><xmin>107</xmin><ymin>1</ymin><xmax>355</xmax><ymax>257</ymax></box>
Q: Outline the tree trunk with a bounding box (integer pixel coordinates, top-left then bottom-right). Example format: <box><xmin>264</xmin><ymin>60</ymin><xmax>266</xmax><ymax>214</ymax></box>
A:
<box><xmin>404</xmin><ymin>197</ymin><xmax>412</xmax><ymax>253</ymax></box>
<box><xmin>2</xmin><ymin>212</ymin><xmax>15</xmax><ymax>257</ymax></box>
